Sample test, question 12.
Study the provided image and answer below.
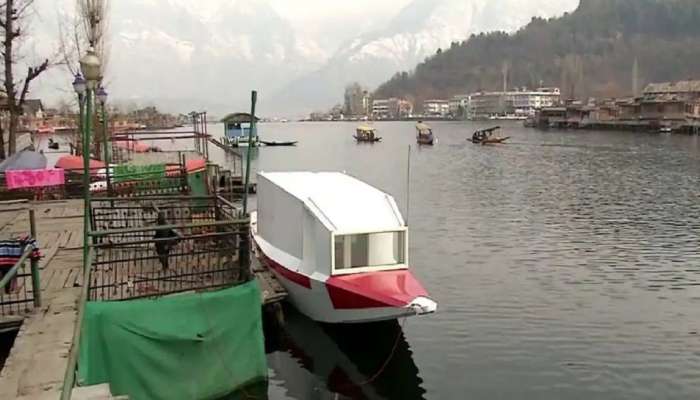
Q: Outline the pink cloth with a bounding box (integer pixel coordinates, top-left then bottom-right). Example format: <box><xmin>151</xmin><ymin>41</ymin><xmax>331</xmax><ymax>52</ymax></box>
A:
<box><xmin>6</xmin><ymin>169</ymin><xmax>65</xmax><ymax>189</ymax></box>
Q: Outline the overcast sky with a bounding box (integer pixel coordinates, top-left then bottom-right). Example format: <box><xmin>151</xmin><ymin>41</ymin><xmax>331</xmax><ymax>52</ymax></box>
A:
<box><xmin>29</xmin><ymin>0</ymin><xmax>415</xmax><ymax>106</ymax></box>
<box><xmin>26</xmin><ymin>0</ymin><xmax>579</xmax><ymax>115</ymax></box>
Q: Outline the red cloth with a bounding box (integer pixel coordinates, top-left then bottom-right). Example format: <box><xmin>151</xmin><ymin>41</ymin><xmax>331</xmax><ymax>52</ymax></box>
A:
<box><xmin>55</xmin><ymin>155</ymin><xmax>105</xmax><ymax>174</ymax></box>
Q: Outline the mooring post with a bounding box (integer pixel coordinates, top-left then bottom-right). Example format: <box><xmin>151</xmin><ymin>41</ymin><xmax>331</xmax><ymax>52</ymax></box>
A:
<box><xmin>29</xmin><ymin>209</ymin><xmax>41</xmax><ymax>308</ymax></box>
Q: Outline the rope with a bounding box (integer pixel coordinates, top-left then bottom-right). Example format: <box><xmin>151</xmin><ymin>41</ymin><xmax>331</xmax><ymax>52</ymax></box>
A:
<box><xmin>351</xmin><ymin>317</ymin><xmax>408</xmax><ymax>387</ymax></box>
<box><xmin>198</xmin><ymin>290</ymin><xmax>408</xmax><ymax>397</ymax></box>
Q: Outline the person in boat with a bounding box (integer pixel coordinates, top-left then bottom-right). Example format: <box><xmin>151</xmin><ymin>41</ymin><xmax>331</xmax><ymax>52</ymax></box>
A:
<box><xmin>472</xmin><ymin>130</ymin><xmax>485</xmax><ymax>142</ymax></box>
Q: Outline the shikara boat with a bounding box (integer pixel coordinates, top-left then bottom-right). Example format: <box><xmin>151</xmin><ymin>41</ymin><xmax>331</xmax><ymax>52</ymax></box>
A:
<box><xmin>260</xmin><ymin>140</ymin><xmax>298</xmax><ymax>147</ymax></box>
<box><xmin>354</xmin><ymin>126</ymin><xmax>381</xmax><ymax>143</ymax></box>
<box><xmin>252</xmin><ymin>172</ymin><xmax>437</xmax><ymax>324</ymax></box>
<box><xmin>470</xmin><ymin>126</ymin><xmax>510</xmax><ymax>144</ymax></box>
<box><xmin>416</xmin><ymin>122</ymin><xmax>435</xmax><ymax>145</ymax></box>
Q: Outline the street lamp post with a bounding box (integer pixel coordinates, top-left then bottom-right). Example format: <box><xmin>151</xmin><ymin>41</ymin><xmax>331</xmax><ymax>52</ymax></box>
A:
<box><xmin>71</xmin><ymin>73</ymin><xmax>86</xmax><ymax>156</ymax></box>
<box><xmin>79</xmin><ymin>48</ymin><xmax>101</xmax><ymax>274</ymax></box>
<box><xmin>96</xmin><ymin>85</ymin><xmax>111</xmax><ymax>196</ymax></box>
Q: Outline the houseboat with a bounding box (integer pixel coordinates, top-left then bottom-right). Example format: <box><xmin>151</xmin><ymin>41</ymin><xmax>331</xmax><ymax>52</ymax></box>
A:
<box><xmin>354</xmin><ymin>126</ymin><xmax>381</xmax><ymax>143</ymax></box>
<box><xmin>415</xmin><ymin>122</ymin><xmax>435</xmax><ymax>145</ymax></box>
<box><xmin>252</xmin><ymin>172</ymin><xmax>437</xmax><ymax>324</ymax></box>
<box><xmin>222</xmin><ymin>112</ymin><xmax>260</xmax><ymax>147</ymax></box>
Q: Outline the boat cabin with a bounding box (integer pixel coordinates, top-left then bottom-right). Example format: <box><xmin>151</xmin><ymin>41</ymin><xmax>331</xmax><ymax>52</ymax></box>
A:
<box><xmin>415</xmin><ymin>122</ymin><xmax>432</xmax><ymax>136</ymax></box>
<box><xmin>355</xmin><ymin>126</ymin><xmax>378</xmax><ymax>141</ymax></box>
<box><xmin>256</xmin><ymin>172</ymin><xmax>407</xmax><ymax>277</ymax></box>
<box><xmin>221</xmin><ymin>112</ymin><xmax>260</xmax><ymax>146</ymax></box>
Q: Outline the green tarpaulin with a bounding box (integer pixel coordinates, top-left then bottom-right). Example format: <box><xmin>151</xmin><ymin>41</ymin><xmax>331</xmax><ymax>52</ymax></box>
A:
<box><xmin>113</xmin><ymin>163</ymin><xmax>166</xmax><ymax>183</ymax></box>
<box><xmin>188</xmin><ymin>170</ymin><xmax>209</xmax><ymax>211</ymax></box>
<box><xmin>78</xmin><ymin>281</ymin><xmax>267</xmax><ymax>400</ymax></box>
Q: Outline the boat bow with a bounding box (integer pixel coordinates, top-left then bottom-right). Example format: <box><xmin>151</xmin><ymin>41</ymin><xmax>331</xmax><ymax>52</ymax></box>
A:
<box><xmin>326</xmin><ymin>270</ymin><xmax>436</xmax><ymax>314</ymax></box>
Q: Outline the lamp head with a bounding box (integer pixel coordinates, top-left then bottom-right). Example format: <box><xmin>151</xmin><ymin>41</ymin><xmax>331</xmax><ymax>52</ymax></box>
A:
<box><xmin>72</xmin><ymin>73</ymin><xmax>87</xmax><ymax>96</ymax></box>
<box><xmin>96</xmin><ymin>86</ymin><xmax>108</xmax><ymax>105</ymax></box>
<box><xmin>79</xmin><ymin>48</ymin><xmax>101</xmax><ymax>84</ymax></box>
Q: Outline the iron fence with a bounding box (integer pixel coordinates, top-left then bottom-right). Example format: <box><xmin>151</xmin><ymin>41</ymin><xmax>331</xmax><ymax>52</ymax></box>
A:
<box><xmin>87</xmin><ymin>196</ymin><xmax>248</xmax><ymax>301</ymax></box>
<box><xmin>0</xmin><ymin>210</ymin><xmax>41</xmax><ymax>321</ymax></box>
<box><xmin>0</xmin><ymin>250</ymin><xmax>37</xmax><ymax>318</ymax></box>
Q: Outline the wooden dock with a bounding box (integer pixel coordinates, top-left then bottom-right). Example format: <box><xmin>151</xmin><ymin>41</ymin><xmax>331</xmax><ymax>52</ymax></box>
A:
<box><xmin>0</xmin><ymin>200</ymin><xmax>85</xmax><ymax>400</ymax></box>
<box><xmin>0</xmin><ymin>199</ymin><xmax>287</xmax><ymax>399</ymax></box>
<box><xmin>252</xmin><ymin>256</ymin><xmax>287</xmax><ymax>305</ymax></box>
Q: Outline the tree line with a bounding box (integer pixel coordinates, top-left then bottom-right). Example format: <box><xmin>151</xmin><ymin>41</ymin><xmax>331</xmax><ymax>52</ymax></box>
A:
<box><xmin>374</xmin><ymin>0</ymin><xmax>700</xmax><ymax>108</ymax></box>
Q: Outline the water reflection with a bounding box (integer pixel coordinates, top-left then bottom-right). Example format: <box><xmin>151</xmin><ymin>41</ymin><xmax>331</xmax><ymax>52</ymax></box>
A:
<box><xmin>266</xmin><ymin>308</ymin><xmax>426</xmax><ymax>400</ymax></box>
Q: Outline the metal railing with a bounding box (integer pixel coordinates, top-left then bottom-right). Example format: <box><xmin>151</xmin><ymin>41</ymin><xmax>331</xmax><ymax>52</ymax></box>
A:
<box><xmin>60</xmin><ymin>195</ymin><xmax>249</xmax><ymax>399</ymax></box>
<box><xmin>88</xmin><ymin>219</ymin><xmax>249</xmax><ymax>301</ymax></box>
<box><xmin>89</xmin><ymin>195</ymin><xmax>240</xmax><ymax>234</ymax></box>
<box><xmin>0</xmin><ymin>210</ymin><xmax>42</xmax><ymax>319</ymax></box>
<box><xmin>87</xmin><ymin>195</ymin><xmax>246</xmax><ymax>301</ymax></box>
<box><xmin>60</xmin><ymin>247</ymin><xmax>93</xmax><ymax>400</ymax></box>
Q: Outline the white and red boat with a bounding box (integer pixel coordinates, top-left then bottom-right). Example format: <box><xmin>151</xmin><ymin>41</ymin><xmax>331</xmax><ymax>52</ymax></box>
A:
<box><xmin>252</xmin><ymin>172</ymin><xmax>437</xmax><ymax>324</ymax></box>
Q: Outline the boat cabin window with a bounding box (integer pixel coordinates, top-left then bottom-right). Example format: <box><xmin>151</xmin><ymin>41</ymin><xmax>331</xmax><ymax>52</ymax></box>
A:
<box><xmin>334</xmin><ymin>231</ymin><xmax>406</xmax><ymax>271</ymax></box>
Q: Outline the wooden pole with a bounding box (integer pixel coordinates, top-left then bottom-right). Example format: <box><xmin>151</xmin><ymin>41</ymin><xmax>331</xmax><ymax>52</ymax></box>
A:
<box><xmin>29</xmin><ymin>209</ymin><xmax>41</xmax><ymax>307</ymax></box>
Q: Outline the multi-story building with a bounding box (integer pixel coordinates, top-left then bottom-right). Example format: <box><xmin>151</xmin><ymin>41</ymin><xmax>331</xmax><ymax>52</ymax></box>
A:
<box><xmin>372</xmin><ymin>98</ymin><xmax>413</xmax><ymax>119</ymax></box>
<box><xmin>423</xmin><ymin>100</ymin><xmax>450</xmax><ymax>117</ymax></box>
<box><xmin>470</xmin><ymin>92</ymin><xmax>507</xmax><ymax>117</ymax></box>
<box><xmin>372</xmin><ymin>99</ymin><xmax>393</xmax><ymax>119</ymax></box>
<box><xmin>470</xmin><ymin>88</ymin><xmax>561</xmax><ymax>118</ymax></box>
<box><xmin>449</xmin><ymin>95</ymin><xmax>472</xmax><ymax>119</ymax></box>
<box><xmin>510</xmin><ymin>88</ymin><xmax>561</xmax><ymax>116</ymax></box>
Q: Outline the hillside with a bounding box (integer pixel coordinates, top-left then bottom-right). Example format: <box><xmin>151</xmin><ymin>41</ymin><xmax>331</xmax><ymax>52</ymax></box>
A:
<box><xmin>374</xmin><ymin>0</ymin><xmax>700</xmax><ymax>107</ymax></box>
<box><xmin>271</xmin><ymin>0</ymin><xmax>577</xmax><ymax>115</ymax></box>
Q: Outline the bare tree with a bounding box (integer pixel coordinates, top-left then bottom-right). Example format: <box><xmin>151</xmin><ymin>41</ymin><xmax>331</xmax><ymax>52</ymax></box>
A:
<box><xmin>59</xmin><ymin>0</ymin><xmax>110</xmax><ymax>80</ymax></box>
<box><xmin>0</xmin><ymin>0</ymin><xmax>50</xmax><ymax>158</ymax></box>
<box><xmin>56</xmin><ymin>0</ymin><xmax>109</xmax><ymax>155</ymax></box>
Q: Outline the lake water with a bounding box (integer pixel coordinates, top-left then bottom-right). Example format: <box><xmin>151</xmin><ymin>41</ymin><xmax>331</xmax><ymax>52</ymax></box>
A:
<box><xmin>210</xmin><ymin>121</ymin><xmax>700</xmax><ymax>400</ymax></box>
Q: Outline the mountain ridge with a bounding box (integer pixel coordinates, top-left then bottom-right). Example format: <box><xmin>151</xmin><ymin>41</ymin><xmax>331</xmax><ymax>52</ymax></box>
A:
<box><xmin>374</xmin><ymin>0</ymin><xmax>700</xmax><ymax>108</ymax></box>
<box><xmin>271</xmin><ymin>0</ymin><xmax>578</xmax><ymax>116</ymax></box>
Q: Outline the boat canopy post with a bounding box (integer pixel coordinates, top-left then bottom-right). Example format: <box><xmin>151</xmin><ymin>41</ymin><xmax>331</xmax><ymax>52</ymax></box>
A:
<box><xmin>243</xmin><ymin>91</ymin><xmax>257</xmax><ymax>214</ymax></box>
<box><xmin>406</xmin><ymin>145</ymin><xmax>411</xmax><ymax>225</ymax></box>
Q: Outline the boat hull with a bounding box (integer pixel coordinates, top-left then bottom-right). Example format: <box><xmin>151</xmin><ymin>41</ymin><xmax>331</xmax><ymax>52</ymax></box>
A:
<box><xmin>254</xmin><ymin>239</ymin><xmax>435</xmax><ymax>324</ymax></box>
<box><xmin>417</xmin><ymin>136</ymin><xmax>434</xmax><ymax>145</ymax></box>
<box><xmin>470</xmin><ymin>136</ymin><xmax>510</xmax><ymax>145</ymax></box>
<box><xmin>353</xmin><ymin>136</ymin><xmax>382</xmax><ymax>143</ymax></box>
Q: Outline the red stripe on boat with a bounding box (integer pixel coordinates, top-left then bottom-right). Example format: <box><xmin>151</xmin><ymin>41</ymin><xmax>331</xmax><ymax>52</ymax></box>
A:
<box><xmin>260</xmin><ymin>253</ymin><xmax>311</xmax><ymax>289</ymax></box>
<box><xmin>326</xmin><ymin>269</ymin><xmax>429</xmax><ymax>309</ymax></box>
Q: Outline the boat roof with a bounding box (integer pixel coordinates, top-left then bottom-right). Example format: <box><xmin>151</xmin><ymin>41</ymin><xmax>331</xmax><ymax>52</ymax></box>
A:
<box><xmin>357</xmin><ymin>125</ymin><xmax>376</xmax><ymax>132</ymax></box>
<box><xmin>475</xmin><ymin>126</ymin><xmax>501</xmax><ymax>133</ymax></box>
<box><xmin>258</xmin><ymin>171</ymin><xmax>405</xmax><ymax>233</ymax></box>
<box><xmin>416</xmin><ymin>122</ymin><xmax>431</xmax><ymax>130</ymax></box>
<box><xmin>221</xmin><ymin>112</ymin><xmax>260</xmax><ymax>124</ymax></box>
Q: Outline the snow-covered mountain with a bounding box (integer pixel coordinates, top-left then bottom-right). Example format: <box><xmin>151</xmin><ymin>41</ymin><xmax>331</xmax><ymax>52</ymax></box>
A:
<box><xmin>106</xmin><ymin>0</ymin><xmax>331</xmax><ymax>114</ymax></box>
<box><xmin>33</xmin><ymin>0</ymin><xmax>578</xmax><ymax>116</ymax></box>
<box><xmin>273</xmin><ymin>0</ymin><xmax>579</xmax><ymax>115</ymax></box>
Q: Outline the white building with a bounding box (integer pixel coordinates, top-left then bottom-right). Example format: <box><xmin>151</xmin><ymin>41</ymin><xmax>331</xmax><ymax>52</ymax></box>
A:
<box><xmin>372</xmin><ymin>98</ymin><xmax>413</xmax><ymax>119</ymax></box>
<box><xmin>448</xmin><ymin>95</ymin><xmax>472</xmax><ymax>118</ymax></box>
<box><xmin>423</xmin><ymin>100</ymin><xmax>450</xmax><ymax>117</ymax></box>
<box><xmin>509</xmin><ymin>87</ymin><xmax>561</xmax><ymax>116</ymax></box>
<box><xmin>470</xmin><ymin>88</ymin><xmax>560</xmax><ymax>118</ymax></box>
<box><xmin>372</xmin><ymin>99</ymin><xmax>391</xmax><ymax>119</ymax></box>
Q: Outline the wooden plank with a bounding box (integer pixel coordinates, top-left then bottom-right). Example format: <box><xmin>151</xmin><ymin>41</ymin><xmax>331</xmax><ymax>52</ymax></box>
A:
<box><xmin>0</xmin><ymin>199</ymin><xmax>29</xmax><ymax>205</ymax></box>
<box><xmin>58</xmin><ymin>231</ymin><xmax>72</xmax><ymax>248</ymax></box>
<box><xmin>41</xmin><ymin>270</ymin><xmax>56</xmax><ymax>291</ymax></box>
<box><xmin>39</xmin><ymin>245</ymin><xmax>60</xmax><ymax>270</ymax></box>
<box><xmin>0</xmin><ymin>207</ymin><xmax>27</xmax><ymax>213</ymax></box>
